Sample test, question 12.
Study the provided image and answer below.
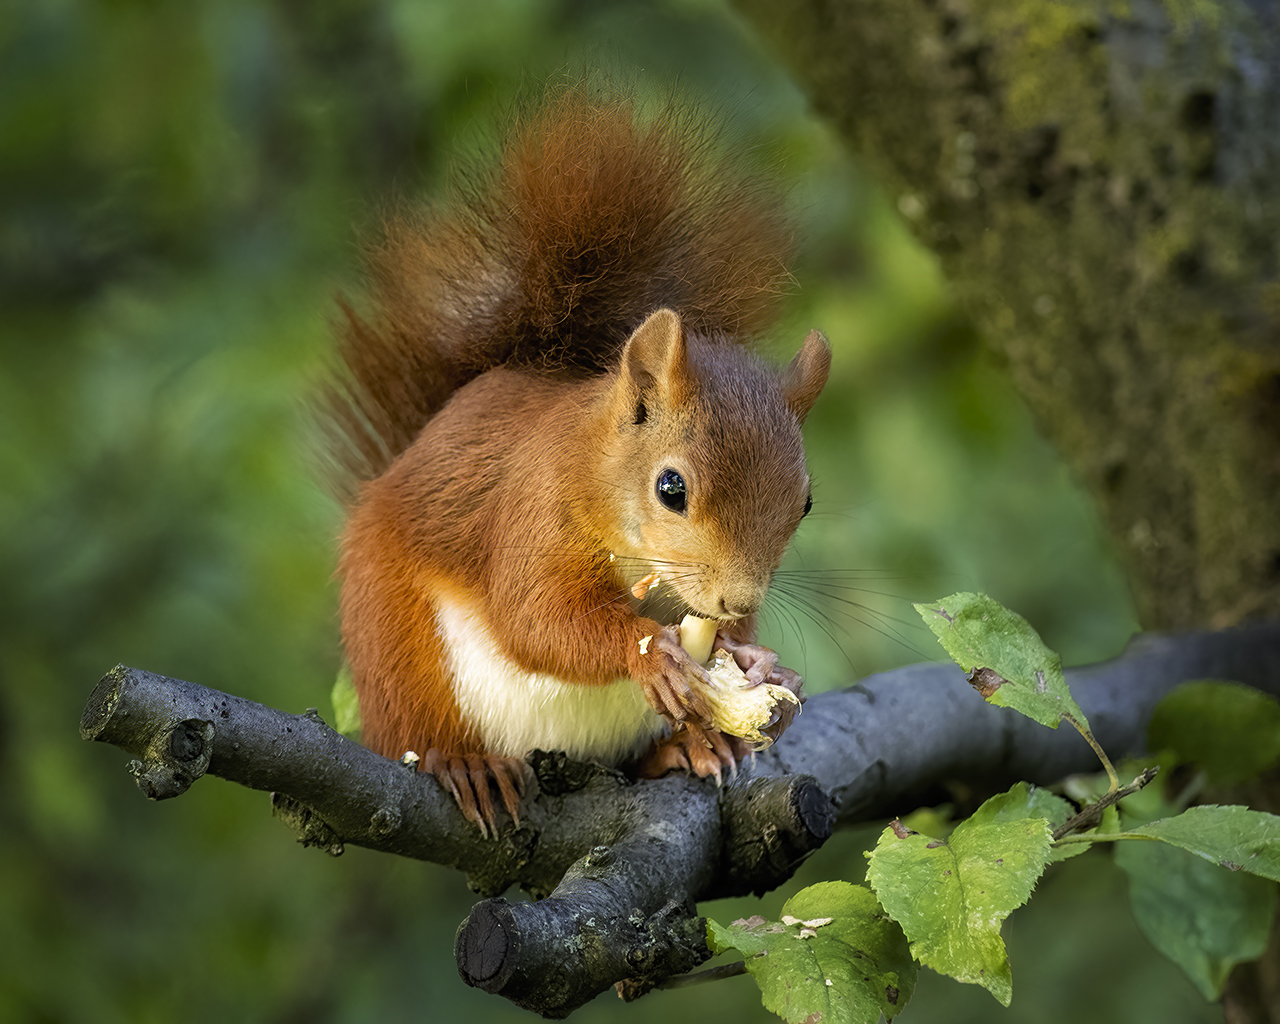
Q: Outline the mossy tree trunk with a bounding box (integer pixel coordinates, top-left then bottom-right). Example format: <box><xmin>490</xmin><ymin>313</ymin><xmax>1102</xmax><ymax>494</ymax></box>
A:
<box><xmin>735</xmin><ymin>0</ymin><xmax>1280</xmax><ymax>632</ymax></box>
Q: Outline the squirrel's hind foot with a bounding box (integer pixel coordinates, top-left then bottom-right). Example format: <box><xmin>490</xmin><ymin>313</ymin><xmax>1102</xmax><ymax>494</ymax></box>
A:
<box><xmin>636</xmin><ymin>723</ymin><xmax>751</xmax><ymax>786</ymax></box>
<box><xmin>421</xmin><ymin>750</ymin><xmax>530</xmax><ymax>838</ymax></box>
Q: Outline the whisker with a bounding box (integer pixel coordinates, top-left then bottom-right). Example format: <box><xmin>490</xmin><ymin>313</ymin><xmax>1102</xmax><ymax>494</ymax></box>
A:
<box><xmin>774</xmin><ymin>586</ymin><xmax>927</xmax><ymax>652</ymax></box>
<box><xmin>572</xmin><ymin>590</ymin><xmax>638</xmax><ymax>622</ymax></box>
<box><xmin>769</xmin><ymin>572</ymin><xmax>938</xmax><ymax>665</ymax></box>
<box><xmin>773</xmin><ymin>581</ymin><xmax>927</xmax><ymax>634</ymax></box>
<box><xmin>773</xmin><ymin>568</ymin><xmax>915</xmax><ymax>582</ymax></box>
<box><xmin>760</xmin><ymin>598</ymin><xmax>810</xmax><ymax>672</ymax></box>
<box><xmin>769</xmin><ymin>590</ymin><xmax>862</xmax><ymax>677</ymax></box>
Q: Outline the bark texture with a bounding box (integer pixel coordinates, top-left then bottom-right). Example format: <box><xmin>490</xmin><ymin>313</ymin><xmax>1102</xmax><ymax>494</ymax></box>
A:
<box><xmin>81</xmin><ymin>621</ymin><xmax>1280</xmax><ymax>1014</ymax></box>
<box><xmin>734</xmin><ymin>0</ymin><xmax>1280</xmax><ymax>630</ymax></box>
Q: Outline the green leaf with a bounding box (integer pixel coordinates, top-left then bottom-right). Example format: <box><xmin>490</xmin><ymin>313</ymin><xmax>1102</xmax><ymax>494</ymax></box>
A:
<box><xmin>964</xmin><ymin>781</ymin><xmax>1100</xmax><ymax>864</ymax></box>
<box><xmin>865</xmin><ymin>800</ymin><xmax>1053</xmax><ymax>1006</ymax></box>
<box><xmin>707</xmin><ymin>882</ymin><xmax>917</xmax><ymax>1023</ymax></box>
<box><xmin>913</xmin><ymin>592</ymin><xmax>1087</xmax><ymax>731</ymax></box>
<box><xmin>1132</xmin><ymin>805</ymin><xmax>1280</xmax><ymax>882</ymax></box>
<box><xmin>1116</xmin><ymin>828</ymin><xmax>1275</xmax><ymax>999</ymax></box>
<box><xmin>1148</xmin><ymin>681</ymin><xmax>1280</xmax><ymax>786</ymax></box>
<box><xmin>967</xmin><ymin>782</ymin><xmax>1073</xmax><ymax>830</ymax></box>
<box><xmin>331</xmin><ymin>663</ymin><xmax>361</xmax><ymax>737</ymax></box>
<box><xmin>898</xmin><ymin>804</ymin><xmax>955</xmax><ymax>840</ymax></box>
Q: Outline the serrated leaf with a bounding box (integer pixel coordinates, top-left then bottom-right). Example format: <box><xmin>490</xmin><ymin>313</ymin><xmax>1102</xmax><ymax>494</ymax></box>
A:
<box><xmin>707</xmin><ymin>882</ymin><xmax>916</xmax><ymax>1023</ymax></box>
<box><xmin>1132</xmin><ymin>805</ymin><xmax>1280</xmax><ymax>881</ymax></box>
<box><xmin>968</xmin><ymin>782</ymin><xmax>1073</xmax><ymax>830</ymax></box>
<box><xmin>1149</xmin><ymin>681</ymin><xmax>1280</xmax><ymax>786</ymax></box>
<box><xmin>1116</xmin><ymin>828</ymin><xmax>1275</xmax><ymax>999</ymax></box>
<box><xmin>899</xmin><ymin>804</ymin><xmax>955</xmax><ymax>840</ymax></box>
<box><xmin>965</xmin><ymin>782</ymin><xmax>1093</xmax><ymax>865</ymax></box>
<box><xmin>913</xmin><ymin>592</ymin><xmax>1086</xmax><ymax>731</ymax></box>
<box><xmin>866</xmin><ymin>807</ymin><xmax>1053</xmax><ymax>1006</ymax></box>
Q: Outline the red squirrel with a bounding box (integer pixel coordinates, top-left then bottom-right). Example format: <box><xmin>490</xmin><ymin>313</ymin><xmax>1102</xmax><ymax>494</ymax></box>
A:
<box><xmin>329</xmin><ymin>85</ymin><xmax>831</xmax><ymax>833</ymax></box>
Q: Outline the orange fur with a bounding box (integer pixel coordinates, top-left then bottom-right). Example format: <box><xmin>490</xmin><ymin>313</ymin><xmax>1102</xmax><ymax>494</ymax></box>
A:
<box><xmin>329</xmin><ymin>83</ymin><xmax>831</xmax><ymax>815</ymax></box>
<box><xmin>326</xmin><ymin>85</ymin><xmax>794</xmax><ymax>485</ymax></box>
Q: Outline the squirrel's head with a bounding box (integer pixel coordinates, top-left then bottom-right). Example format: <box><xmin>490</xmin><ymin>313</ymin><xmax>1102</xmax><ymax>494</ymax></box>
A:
<box><xmin>596</xmin><ymin>308</ymin><xmax>831</xmax><ymax>623</ymax></box>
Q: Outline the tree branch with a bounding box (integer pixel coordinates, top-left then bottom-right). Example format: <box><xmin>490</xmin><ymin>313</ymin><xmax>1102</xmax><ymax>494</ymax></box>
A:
<box><xmin>761</xmin><ymin>621</ymin><xmax>1280</xmax><ymax>823</ymax></box>
<box><xmin>80</xmin><ymin>620</ymin><xmax>1280</xmax><ymax>1015</ymax></box>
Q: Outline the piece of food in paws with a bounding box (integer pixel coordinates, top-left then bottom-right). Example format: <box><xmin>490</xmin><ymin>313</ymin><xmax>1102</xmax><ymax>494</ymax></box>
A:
<box><xmin>677</xmin><ymin>613</ymin><xmax>719</xmax><ymax>665</ymax></box>
<box><xmin>676</xmin><ymin>614</ymin><xmax>800</xmax><ymax>750</ymax></box>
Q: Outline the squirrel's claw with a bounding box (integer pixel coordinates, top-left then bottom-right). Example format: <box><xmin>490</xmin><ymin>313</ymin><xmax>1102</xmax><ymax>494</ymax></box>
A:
<box><xmin>488</xmin><ymin>756</ymin><xmax>528</xmax><ymax>826</ymax></box>
<box><xmin>716</xmin><ymin>630</ymin><xmax>804</xmax><ymax>702</ymax></box>
<box><xmin>643</xmin><ymin>626</ymin><xmax>716</xmax><ymax>728</ymax></box>
<box><xmin>421</xmin><ymin>750</ymin><xmax>530</xmax><ymax>838</ymax></box>
<box><xmin>714</xmin><ymin>630</ymin><xmax>796</xmax><ymax>690</ymax></box>
<box><xmin>758</xmin><ymin>683</ymin><xmax>802</xmax><ymax>744</ymax></box>
<box><xmin>637</xmin><ymin>723</ymin><xmax>747</xmax><ymax>783</ymax></box>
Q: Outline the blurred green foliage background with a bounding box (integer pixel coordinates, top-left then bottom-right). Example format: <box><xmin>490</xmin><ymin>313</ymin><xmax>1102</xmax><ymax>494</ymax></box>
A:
<box><xmin>1</xmin><ymin>0</ymin><xmax>1217</xmax><ymax>1020</ymax></box>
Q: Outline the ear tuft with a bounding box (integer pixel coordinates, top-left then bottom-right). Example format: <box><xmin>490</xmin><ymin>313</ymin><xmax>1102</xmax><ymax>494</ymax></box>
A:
<box><xmin>782</xmin><ymin>329</ymin><xmax>831</xmax><ymax>423</ymax></box>
<box><xmin>619</xmin><ymin>308</ymin><xmax>693</xmax><ymax>407</ymax></box>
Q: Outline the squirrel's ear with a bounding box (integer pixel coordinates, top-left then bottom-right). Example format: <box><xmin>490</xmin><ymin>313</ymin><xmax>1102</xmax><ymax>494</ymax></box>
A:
<box><xmin>618</xmin><ymin>308</ymin><xmax>694</xmax><ymax>413</ymax></box>
<box><xmin>782</xmin><ymin>330</ymin><xmax>831</xmax><ymax>424</ymax></box>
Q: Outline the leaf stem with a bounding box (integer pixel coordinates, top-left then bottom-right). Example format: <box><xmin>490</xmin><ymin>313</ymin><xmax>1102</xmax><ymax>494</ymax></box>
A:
<box><xmin>654</xmin><ymin>961</ymin><xmax>749</xmax><ymax>990</ymax></box>
<box><xmin>1052</xmin><ymin>832</ymin><xmax>1162</xmax><ymax>846</ymax></box>
<box><xmin>1064</xmin><ymin>714</ymin><xmax>1119</xmax><ymax>792</ymax></box>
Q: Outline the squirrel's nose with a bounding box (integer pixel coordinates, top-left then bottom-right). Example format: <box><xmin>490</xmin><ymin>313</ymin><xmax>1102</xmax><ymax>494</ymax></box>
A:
<box><xmin>713</xmin><ymin>573</ymin><xmax>767</xmax><ymax>620</ymax></box>
<box><xmin>717</xmin><ymin>597</ymin><xmax>757</xmax><ymax>620</ymax></box>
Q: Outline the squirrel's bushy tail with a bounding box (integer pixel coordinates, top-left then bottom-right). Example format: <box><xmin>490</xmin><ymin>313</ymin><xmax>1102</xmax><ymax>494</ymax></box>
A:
<box><xmin>328</xmin><ymin>83</ymin><xmax>794</xmax><ymax>485</ymax></box>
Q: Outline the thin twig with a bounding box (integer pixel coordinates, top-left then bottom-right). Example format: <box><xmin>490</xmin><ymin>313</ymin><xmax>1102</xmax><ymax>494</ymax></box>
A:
<box><xmin>1051</xmin><ymin>767</ymin><xmax>1160</xmax><ymax>841</ymax></box>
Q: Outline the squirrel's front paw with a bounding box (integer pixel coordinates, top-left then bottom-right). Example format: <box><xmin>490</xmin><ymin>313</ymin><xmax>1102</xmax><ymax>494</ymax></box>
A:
<box><xmin>712</xmin><ymin>631</ymin><xmax>804</xmax><ymax>744</ymax></box>
<box><xmin>714</xmin><ymin>631</ymin><xmax>801</xmax><ymax>694</ymax></box>
<box><xmin>639</xmin><ymin>626</ymin><xmax>716</xmax><ymax>729</ymax></box>
<box><xmin>755</xmin><ymin>666</ymin><xmax>802</xmax><ymax>743</ymax></box>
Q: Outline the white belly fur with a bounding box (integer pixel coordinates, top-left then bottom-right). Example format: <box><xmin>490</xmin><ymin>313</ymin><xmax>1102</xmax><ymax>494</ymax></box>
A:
<box><xmin>435</xmin><ymin>596</ymin><xmax>665</xmax><ymax>762</ymax></box>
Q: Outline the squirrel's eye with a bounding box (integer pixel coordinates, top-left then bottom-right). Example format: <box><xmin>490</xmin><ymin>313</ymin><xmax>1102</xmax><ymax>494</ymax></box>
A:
<box><xmin>655</xmin><ymin>468</ymin><xmax>687</xmax><ymax>514</ymax></box>
<box><xmin>802</xmin><ymin>492</ymin><xmax>813</xmax><ymax>518</ymax></box>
